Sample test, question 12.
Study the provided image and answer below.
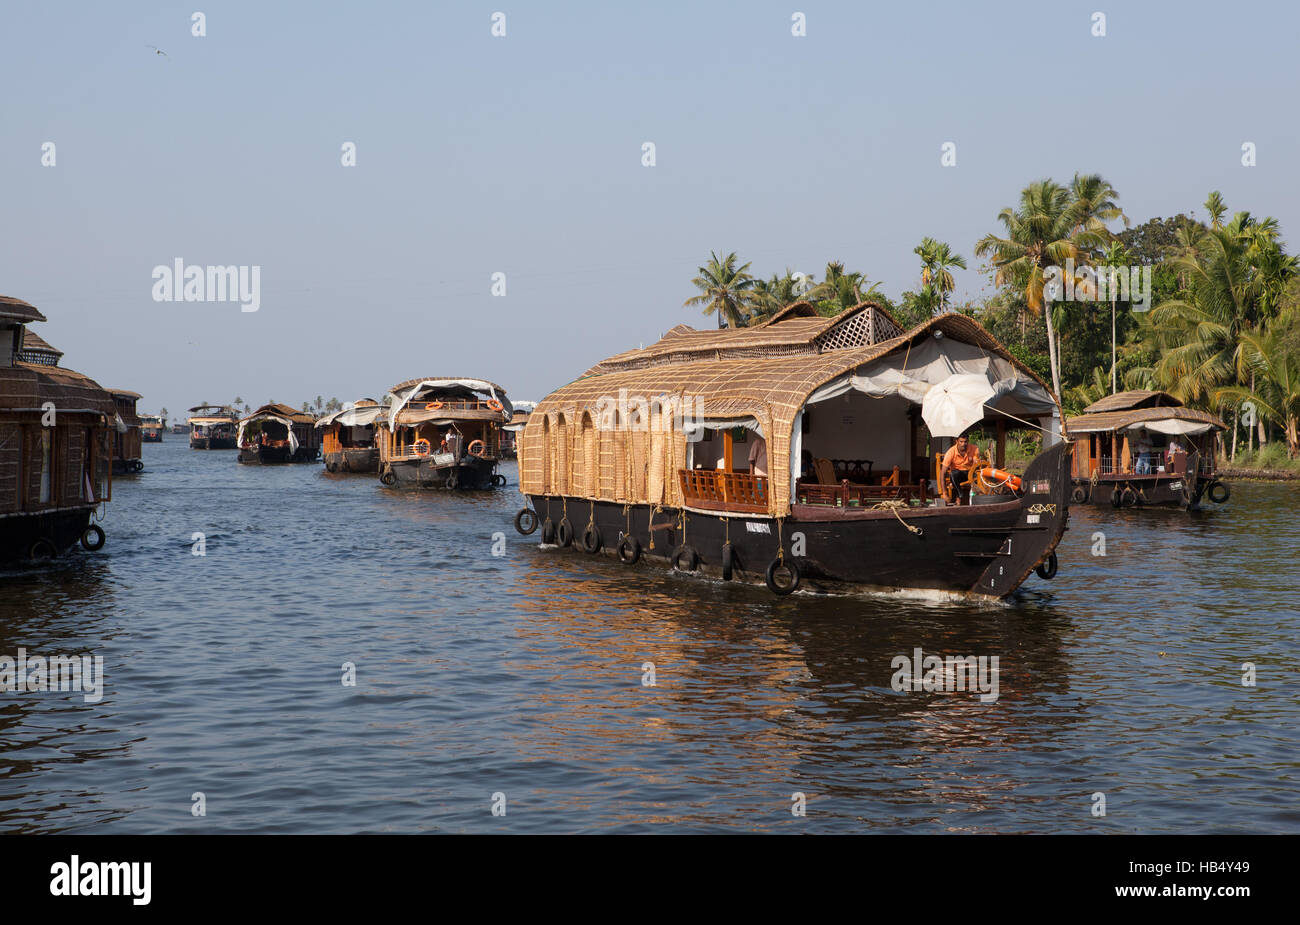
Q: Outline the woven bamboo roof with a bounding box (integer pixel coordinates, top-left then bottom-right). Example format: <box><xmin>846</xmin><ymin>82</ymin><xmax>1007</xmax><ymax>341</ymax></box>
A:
<box><xmin>241</xmin><ymin>402</ymin><xmax>316</xmax><ymax>425</ymax></box>
<box><xmin>0</xmin><ymin>295</ymin><xmax>46</xmax><ymax>323</ymax></box>
<box><xmin>582</xmin><ymin>302</ymin><xmax>906</xmax><ymax>377</ymax></box>
<box><xmin>1081</xmin><ymin>390</ymin><xmax>1181</xmax><ymax>414</ymax></box>
<box><xmin>1066</xmin><ymin>405</ymin><xmax>1225</xmax><ymax>434</ymax></box>
<box><xmin>1</xmin><ymin>361</ymin><xmax>116</xmax><ymax>416</ymax></box>
<box><xmin>109</xmin><ymin>389</ymin><xmax>142</xmax><ymax>400</ymax></box>
<box><xmin>20</xmin><ymin>329</ymin><xmax>62</xmax><ymax>358</ymax></box>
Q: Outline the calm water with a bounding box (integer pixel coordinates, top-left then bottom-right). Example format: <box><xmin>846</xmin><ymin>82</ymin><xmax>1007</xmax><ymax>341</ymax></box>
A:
<box><xmin>1</xmin><ymin>438</ymin><xmax>1297</xmax><ymax>833</ymax></box>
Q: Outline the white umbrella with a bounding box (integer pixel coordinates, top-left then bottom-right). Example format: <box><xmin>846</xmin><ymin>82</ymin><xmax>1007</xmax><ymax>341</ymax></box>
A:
<box><xmin>921</xmin><ymin>374</ymin><xmax>995</xmax><ymax>437</ymax></box>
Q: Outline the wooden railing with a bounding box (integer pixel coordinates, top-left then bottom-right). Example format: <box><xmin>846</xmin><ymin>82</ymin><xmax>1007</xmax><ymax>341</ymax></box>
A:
<box><xmin>679</xmin><ymin>469</ymin><xmax>769</xmax><ymax>513</ymax></box>
<box><xmin>796</xmin><ymin>478</ymin><xmax>927</xmax><ymax>507</ymax></box>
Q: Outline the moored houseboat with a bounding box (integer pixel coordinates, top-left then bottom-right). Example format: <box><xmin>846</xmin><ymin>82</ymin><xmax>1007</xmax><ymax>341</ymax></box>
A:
<box><xmin>1065</xmin><ymin>390</ymin><xmax>1229</xmax><ymax>509</ymax></box>
<box><xmin>514</xmin><ymin>302</ymin><xmax>1070</xmax><ymax>599</ymax></box>
<box><xmin>317</xmin><ymin>399</ymin><xmax>384</xmax><ymax>472</ymax></box>
<box><xmin>236</xmin><ymin>403</ymin><xmax>320</xmax><ymax>464</ymax></box>
<box><xmin>1</xmin><ymin>295</ymin><xmax>115</xmax><ymax>562</ymax></box>
<box><xmin>108</xmin><ymin>389</ymin><xmax>145</xmax><ymax>474</ymax></box>
<box><xmin>376</xmin><ymin>378</ymin><xmax>512</xmax><ymax>489</ymax></box>
<box><xmin>141</xmin><ymin>414</ymin><xmax>163</xmax><ymax>442</ymax></box>
<box><xmin>188</xmin><ymin>404</ymin><xmax>239</xmax><ymax>449</ymax></box>
<box><xmin>171</xmin><ymin>422</ymin><xmax>187</xmax><ymax>435</ymax></box>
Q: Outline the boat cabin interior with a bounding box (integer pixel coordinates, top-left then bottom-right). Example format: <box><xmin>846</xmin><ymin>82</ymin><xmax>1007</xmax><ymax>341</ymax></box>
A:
<box><xmin>379</xmin><ymin>379</ymin><xmax>511</xmax><ymax>464</ymax></box>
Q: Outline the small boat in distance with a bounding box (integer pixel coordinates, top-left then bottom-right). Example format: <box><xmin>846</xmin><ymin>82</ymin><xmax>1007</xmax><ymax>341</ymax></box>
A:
<box><xmin>188</xmin><ymin>405</ymin><xmax>239</xmax><ymax>449</ymax></box>
<box><xmin>237</xmin><ymin>404</ymin><xmax>320</xmax><ymax>464</ymax></box>
<box><xmin>1</xmin><ymin>295</ymin><xmax>115</xmax><ymax>561</ymax></box>
<box><xmin>1065</xmin><ymin>390</ymin><xmax>1230</xmax><ymax>509</ymax></box>
<box><xmin>514</xmin><ymin>302</ymin><xmax>1070</xmax><ymax>599</ymax></box>
<box><xmin>141</xmin><ymin>414</ymin><xmax>164</xmax><ymax>442</ymax></box>
<box><xmin>108</xmin><ymin>389</ymin><xmax>145</xmax><ymax>473</ymax></box>
<box><xmin>172</xmin><ymin>422</ymin><xmax>187</xmax><ymax>434</ymax></box>
<box><xmin>317</xmin><ymin>399</ymin><xmax>384</xmax><ymax>473</ymax></box>
<box><xmin>376</xmin><ymin>378</ymin><xmax>512</xmax><ymax>489</ymax></box>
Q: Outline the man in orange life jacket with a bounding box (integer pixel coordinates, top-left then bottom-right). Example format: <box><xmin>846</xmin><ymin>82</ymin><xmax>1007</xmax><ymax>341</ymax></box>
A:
<box><xmin>940</xmin><ymin>434</ymin><xmax>984</xmax><ymax>505</ymax></box>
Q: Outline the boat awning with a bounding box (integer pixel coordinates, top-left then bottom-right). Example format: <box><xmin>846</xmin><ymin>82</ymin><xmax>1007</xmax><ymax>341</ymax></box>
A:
<box><xmin>237</xmin><ymin>414</ymin><xmax>300</xmax><ymax>453</ymax></box>
<box><xmin>1127</xmin><ymin>418</ymin><xmax>1214</xmax><ymax>437</ymax></box>
<box><xmin>315</xmin><ymin>404</ymin><xmax>385</xmax><ymax>428</ymax></box>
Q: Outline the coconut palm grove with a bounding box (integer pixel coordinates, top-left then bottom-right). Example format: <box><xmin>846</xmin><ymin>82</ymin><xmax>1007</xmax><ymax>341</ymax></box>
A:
<box><xmin>686</xmin><ymin>177</ymin><xmax>1300</xmax><ymax>467</ymax></box>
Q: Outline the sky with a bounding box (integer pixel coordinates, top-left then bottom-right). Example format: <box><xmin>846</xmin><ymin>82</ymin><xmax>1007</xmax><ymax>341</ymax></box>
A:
<box><xmin>3</xmin><ymin>0</ymin><xmax>1297</xmax><ymax>416</ymax></box>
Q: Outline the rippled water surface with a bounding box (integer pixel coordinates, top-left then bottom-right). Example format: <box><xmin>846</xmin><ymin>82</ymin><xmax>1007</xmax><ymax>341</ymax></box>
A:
<box><xmin>1</xmin><ymin>439</ymin><xmax>1297</xmax><ymax>833</ymax></box>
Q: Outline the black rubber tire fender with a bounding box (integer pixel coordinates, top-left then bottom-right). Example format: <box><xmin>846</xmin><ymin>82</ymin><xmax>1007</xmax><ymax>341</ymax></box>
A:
<box><xmin>380</xmin><ymin>470</ymin><xmax>397</xmax><ymax>486</ymax></box>
<box><xmin>80</xmin><ymin>524</ymin><xmax>106</xmax><ymax>551</ymax></box>
<box><xmin>616</xmin><ymin>534</ymin><xmax>641</xmax><ymax>565</ymax></box>
<box><xmin>581</xmin><ymin>523</ymin><xmax>602</xmax><ymax>554</ymax></box>
<box><xmin>1034</xmin><ymin>551</ymin><xmax>1058</xmax><ymax>580</ymax></box>
<box><xmin>1110</xmin><ymin>487</ymin><xmax>1123</xmax><ymax>508</ymax></box>
<box><xmin>671</xmin><ymin>544</ymin><xmax>699</xmax><ymax>572</ymax></box>
<box><xmin>1071</xmin><ymin>485</ymin><xmax>1089</xmax><ymax>504</ymax></box>
<box><xmin>765</xmin><ymin>558</ymin><xmax>800</xmax><ymax>595</ymax></box>
<box><xmin>1208</xmin><ymin>480</ymin><xmax>1230</xmax><ymax>504</ymax></box>
<box><xmin>514</xmin><ymin>508</ymin><xmax>538</xmax><ymax>535</ymax></box>
<box><xmin>556</xmin><ymin>517</ymin><xmax>574</xmax><ymax>548</ymax></box>
<box><xmin>541</xmin><ymin>517</ymin><xmax>556</xmax><ymax>544</ymax></box>
<box><xmin>28</xmin><ymin>538</ymin><xmax>57</xmax><ymax>560</ymax></box>
<box><xmin>720</xmin><ymin>542</ymin><xmax>735</xmax><ymax>581</ymax></box>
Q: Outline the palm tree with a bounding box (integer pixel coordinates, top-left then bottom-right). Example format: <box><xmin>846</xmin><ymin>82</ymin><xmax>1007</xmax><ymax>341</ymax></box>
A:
<box><xmin>807</xmin><ymin>261</ymin><xmax>881</xmax><ymax>314</ymax></box>
<box><xmin>914</xmin><ymin>237</ymin><xmax>968</xmax><ymax>309</ymax></box>
<box><xmin>750</xmin><ymin>271</ymin><xmax>803</xmax><ymax>323</ymax></box>
<box><xmin>233</xmin><ymin>395</ymin><xmax>243</xmax><ymax>408</ymax></box>
<box><xmin>1098</xmin><ymin>241</ymin><xmax>1133</xmax><ymax>393</ymax></box>
<box><xmin>1214</xmin><ymin>315</ymin><xmax>1300</xmax><ymax>458</ymax></box>
<box><xmin>1069</xmin><ymin>173</ymin><xmax>1128</xmax><ymax>238</ymax></box>
<box><xmin>684</xmin><ymin>251</ymin><xmax>758</xmax><ymax>328</ymax></box>
<box><xmin>1205</xmin><ymin>191</ymin><xmax>1226</xmax><ymax>230</ymax></box>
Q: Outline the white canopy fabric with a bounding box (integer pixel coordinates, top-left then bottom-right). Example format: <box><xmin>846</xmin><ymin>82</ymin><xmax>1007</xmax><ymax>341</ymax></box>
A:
<box><xmin>113</xmin><ymin>412</ymin><xmax>128</xmax><ymax>434</ymax></box>
<box><xmin>1129</xmin><ymin>418</ymin><xmax>1214</xmax><ymax>437</ymax></box>
<box><xmin>805</xmin><ymin>335</ymin><xmax>1057</xmax><ymax>428</ymax></box>
<box><xmin>386</xmin><ymin>379</ymin><xmax>512</xmax><ymax>427</ymax></box>
<box><xmin>237</xmin><ymin>415</ymin><xmax>299</xmax><ymax>453</ymax></box>
<box><xmin>315</xmin><ymin>404</ymin><xmax>386</xmax><ymax>428</ymax></box>
<box><xmin>921</xmin><ymin>374</ymin><xmax>997</xmax><ymax>438</ymax></box>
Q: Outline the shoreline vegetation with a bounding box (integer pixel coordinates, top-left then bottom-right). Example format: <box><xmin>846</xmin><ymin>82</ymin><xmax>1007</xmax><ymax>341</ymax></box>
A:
<box><xmin>687</xmin><ymin>178</ymin><xmax>1300</xmax><ymax>466</ymax></box>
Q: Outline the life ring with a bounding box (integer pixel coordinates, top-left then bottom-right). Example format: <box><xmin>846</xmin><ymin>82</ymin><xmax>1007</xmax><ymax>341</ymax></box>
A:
<box><xmin>81</xmin><ymin>524</ymin><xmax>106</xmax><ymax>551</ymax></box>
<box><xmin>468</xmin><ymin>440</ymin><xmax>486</xmax><ymax>457</ymax></box>
<box><xmin>765</xmin><ymin>558</ymin><xmax>800</xmax><ymax>595</ymax></box>
<box><xmin>977</xmin><ymin>467</ymin><xmax>1022</xmax><ymax>492</ymax></box>
<box><xmin>380</xmin><ymin>469</ymin><xmax>397</xmax><ymax>486</ymax></box>
<box><xmin>413</xmin><ymin>439</ymin><xmax>431</xmax><ymax>457</ymax></box>
<box><xmin>514</xmin><ymin>508</ymin><xmax>538</xmax><ymax>535</ymax></box>
<box><xmin>1208</xmin><ymin>480</ymin><xmax>1230</xmax><ymax>504</ymax></box>
<box><xmin>556</xmin><ymin>517</ymin><xmax>574</xmax><ymax>548</ymax></box>
<box><xmin>617</xmin><ymin>534</ymin><xmax>641</xmax><ymax>565</ymax></box>
<box><xmin>1071</xmin><ymin>485</ymin><xmax>1089</xmax><ymax>504</ymax></box>
<box><xmin>28</xmin><ymin>538</ymin><xmax>57</xmax><ymax>560</ymax></box>
<box><xmin>720</xmin><ymin>542</ymin><xmax>735</xmax><ymax>581</ymax></box>
<box><xmin>486</xmin><ymin>399</ymin><xmax>504</xmax><ymax>412</ymax></box>
<box><xmin>1034</xmin><ymin>551</ymin><xmax>1058</xmax><ymax>580</ymax></box>
<box><xmin>425</xmin><ymin>401</ymin><xmax>444</xmax><ymax>411</ymax></box>
<box><xmin>671</xmin><ymin>544</ymin><xmax>699</xmax><ymax>572</ymax></box>
<box><xmin>582</xmin><ymin>523</ymin><xmax>602</xmax><ymax>554</ymax></box>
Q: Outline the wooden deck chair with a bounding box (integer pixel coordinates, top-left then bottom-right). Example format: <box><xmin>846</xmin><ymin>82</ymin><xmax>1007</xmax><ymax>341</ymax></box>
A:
<box><xmin>934</xmin><ymin>452</ymin><xmax>974</xmax><ymax>503</ymax></box>
<box><xmin>814</xmin><ymin>457</ymin><xmax>836</xmax><ymax>485</ymax></box>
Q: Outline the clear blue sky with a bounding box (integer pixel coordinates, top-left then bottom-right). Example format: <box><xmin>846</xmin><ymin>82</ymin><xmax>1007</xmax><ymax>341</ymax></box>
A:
<box><xmin>3</xmin><ymin>1</ymin><xmax>1296</xmax><ymax>414</ymax></box>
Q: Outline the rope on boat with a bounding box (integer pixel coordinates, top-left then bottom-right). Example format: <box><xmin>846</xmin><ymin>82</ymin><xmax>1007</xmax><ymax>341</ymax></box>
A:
<box><xmin>776</xmin><ymin>516</ymin><xmax>784</xmax><ymax>562</ymax></box>
<box><xmin>872</xmin><ymin>499</ymin><xmax>923</xmax><ymax>535</ymax></box>
<box><xmin>648</xmin><ymin>503</ymin><xmax>662</xmax><ymax>550</ymax></box>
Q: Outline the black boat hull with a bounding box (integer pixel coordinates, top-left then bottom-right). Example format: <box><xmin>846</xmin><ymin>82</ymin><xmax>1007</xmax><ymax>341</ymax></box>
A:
<box><xmin>237</xmin><ymin>446</ymin><xmax>320</xmax><ymax>464</ymax></box>
<box><xmin>383</xmin><ymin>456</ymin><xmax>501</xmax><ymax>490</ymax></box>
<box><xmin>0</xmin><ymin>507</ymin><xmax>97</xmax><ymax>563</ymax></box>
<box><xmin>523</xmin><ymin>442</ymin><xmax>1072</xmax><ymax>599</ymax></box>
<box><xmin>324</xmin><ymin>448</ymin><xmax>379</xmax><ymax>473</ymax></box>
<box><xmin>191</xmin><ymin>436</ymin><xmax>236</xmax><ymax>450</ymax></box>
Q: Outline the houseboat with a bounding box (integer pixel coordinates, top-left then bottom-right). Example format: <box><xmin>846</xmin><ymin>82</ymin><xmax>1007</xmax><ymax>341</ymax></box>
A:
<box><xmin>1</xmin><ymin>295</ymin><xmax>115</xmax><ymax>562</ymax></box>
<box><xmin>501</xmin><ymin>400</ymin><xmax>535</xmax><ymax>459</ymax></box>
<box><xmin>513</xmin><ymin>302</ymin><xmax>1070</xmax><ymax>599</ymax></box>
<box><xmin>188</xmin><ymin>404</ymin><xmax>239</xmax><ymax>449</ymax></box>
<box><xmin>108</xmin><ymin>389</ymin><xmax>144</xmax><ymax>474</ymax></box>
<box><xmin>141</xmin><ymin>414</ymin><xmax>163</xmax><ymax>442</ymax></box>
<box><xmin>376</xmin><ymin>378</ymin><xmax>512</xmax><ymax>489</ymax></box>
<box><xmin>1065</xmin><ymin>390</ymin><xmax>1229</xmax><ymax>509</ymax></box>
<box><xmin>317</xmin><ymin>399</ymin><xmax>384</xmax><ymax>472</ymax></box>
<box><xmin>236</xmin><ymin>403</ymin><xmax>320</xmax><ymax>464</ymax></box>
<box><xmin>172</xmin><ymin>422</ymin><xmax>187</xmax><ymax>435</ymax></box>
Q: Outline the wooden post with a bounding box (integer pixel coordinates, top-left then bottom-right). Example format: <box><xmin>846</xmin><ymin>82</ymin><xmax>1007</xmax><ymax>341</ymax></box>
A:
<box><xmin>723</xmin><ymin>429</ymin><xmax>734</xmax><ymax>472</ymax></box>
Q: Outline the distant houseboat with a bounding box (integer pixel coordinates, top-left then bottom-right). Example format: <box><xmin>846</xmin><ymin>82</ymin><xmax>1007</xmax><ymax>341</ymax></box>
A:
<box><xmin>1</xmin><ymin>295</ymin><xmax>115</xmax><ymax>561</ymax></box>
<box><xmin>172</xmin><ymin>422</ymin><xmax>187</xmax><ymax>435</ymax></box>
<box><xmin>108</xmin><ymin>389</ymin><xmax>145</xmax><ymax>474</ymax></box>
<box><xmin>514</xmin><ymin>302</ymin><xmax>1070</xmax><ymax>599</ymax></box>
<box><xmin>188</xmin><ymin>405</ymin><xmax>239</xmax><ymax>449</ymax></box>
<box><xmin>141</xmin><ymin>414</ymin><xmax>163</xmax><ymax>442</ymax></box>
<box><xmin>237</xmin><ymin>404</ymin><xmax>320</xmax><ymax>464</ymax></box>
<box><xmin>317</xmin><ymin>399</ymin><xmax>384</xmax><ymax>473</ymax></box>
<box><xmin>376</xmin><ymin>378</ymin><xmax>512</xmax><ymax>489</ymax></box>
<box><xmin>1065</xmin><ymin>390</ymin><xmax>1229</xmax><ymax>509</ymax></box>
<box><xmin>500</xmin><ymin>400</ymin><xmax>534</xmax><ymax>459</ymax></box>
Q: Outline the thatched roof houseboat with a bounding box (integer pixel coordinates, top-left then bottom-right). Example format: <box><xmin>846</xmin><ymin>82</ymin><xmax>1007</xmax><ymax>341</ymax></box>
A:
<box><xmin>317</xmin><ymin>399</ymin><xmax>384</xmax><ymax>473</ymax></box>
<box><xmin>188</xmin><ymin>404</ymin><xmax>239</xmax><ymax>449</ymax></box>
<box><xmin>237</xmin><ymin>403</ymin><xmax>320</xmax><ymax>464</ymax></box>
<box><xmin>376</xmin><ymin>378</ymin><xmax>512</xmax><ymax>489</ymax></box>
<box><xmin>1065</xmin><ymin>390</ymin><xmax>1229</xmax><ymax>508</ymax></box>
<box><xmin>515</xmin><ymin>302</ymin><xmax>1071</xmax><ymax>598</ymax></box>
<box><xmin>140</xmin><ymin>414</ymin><xmax>163</xmax><ymax>442</ymax></box>
<box><xmin>1</xmin><ymin>295</ymin><xmax>116</xmax><ymax>561</ymax></box>
<box><xmin>107</xmin><ymin>389</ymin><xmax>144</xmax><ymax>474</ymax></box>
